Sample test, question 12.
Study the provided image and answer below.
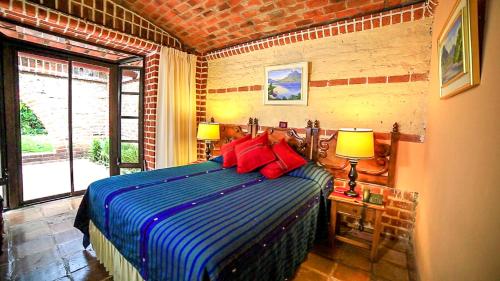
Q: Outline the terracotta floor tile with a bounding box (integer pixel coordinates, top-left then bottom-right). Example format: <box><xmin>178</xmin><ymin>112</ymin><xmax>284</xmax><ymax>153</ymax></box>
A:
<box><xmin>66</xmin><ymin>250</ymin><xmax>99</xmax><ymax>273</ymax></box>
<box><xmin>71</xmin><ymin>263</ymin><xmax>110</xmax><ymax>281</ymax></box>
<box><xmin>5</xmin><ymin>208</ymin><xmax>43</xmax><ymax>225</ymax></box>
<box><xmin>378</xmin><ymin>248</ymin><xmax>407</xmax><ymax>268</ymax></box>
<box><xmin>54</xmin><ymin>228</ymin><xmax>83</xmax><ymax>245</ymax></box>
<box><xmin>292</xmin><ymin>265</ymin><xmax>329</xmax><ymax>281</ymax></box>
<box><xmin>336</xmin><ymin>243</ymin><xmax>372</xmax><ymax>272</ymax></box>
<box><xmin>13</xmin><ymin>235</ymin><xmax>56</xmax><ymax>259</ymax></box>
<box><xmin>11</xmin><ymin>248</ymin><xmax>62</xmax><ymax>275</ymax></box>
<box><xmin>49</xmin><ymin>220</ymin><xmax>76</xmax><ymax>234</ymax></box>
<box><xmin>56</xmin><ymin>239</ymin><xmax>85</xmax><ymax>258</ymax></box>
<box><xmin>379</xmin><ymin>237</ymin><xmax>409</xmax><ymax>253</ymax></box>
<box><xmin>12</xmin><ymin>260</ymin><xmax>68</xmax><ymax>281</ymax></box>
<box><xmin>373</xmin><ymin>260</ymin><xmax>409</xmax><ymax>281</ymax></box>
<box><xmin>331</xmin><ymin>263</ymin><xmax>371</xmax><ymax>281</ymax></box>
<box><xmin>301</xmin><ymin>252</ymin><xmax>336</xmax><ymax>275</ymax></box>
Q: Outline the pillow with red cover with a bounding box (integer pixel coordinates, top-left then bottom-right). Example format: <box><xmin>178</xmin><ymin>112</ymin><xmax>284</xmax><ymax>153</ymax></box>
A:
<box><xmin>234</xmin><ymin>131</ymin><xmax>276</xmax><ymax>174</ymax></box>
<box><xmin>260</xmin><ymin>138</ymin><xmax>307</xmax><ymax>179</ymax></box>
<box><xmin>220</xmin><ymin>135</ymin><xmax>251</xmax><ymax>168</ymax></box>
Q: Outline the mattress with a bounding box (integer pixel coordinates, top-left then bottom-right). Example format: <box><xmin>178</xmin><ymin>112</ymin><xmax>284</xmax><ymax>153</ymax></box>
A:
<box><xmin>76</xmin><ymin>160</ymin><xmax>332</xmax><ymax>281</ymax></box>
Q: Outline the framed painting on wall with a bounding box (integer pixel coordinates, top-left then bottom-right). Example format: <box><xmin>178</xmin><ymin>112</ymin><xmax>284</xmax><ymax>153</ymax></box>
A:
<box><xmin>438</xmin><ymin>0</ymin><xmax>480</xmax><ymax>99</ymax></box>
<box><xmin>264</xmin><ymin>62</ymin><xmax>308</xmax><ymax>105</ymax></box>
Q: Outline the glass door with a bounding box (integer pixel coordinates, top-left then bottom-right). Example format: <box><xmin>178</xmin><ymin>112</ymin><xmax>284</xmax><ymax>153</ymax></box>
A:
<box><xmin>18</xmin><ymin>52</ymin><xmax>72</xmax><ymax>202</ymax></box>
<box><xmin>13</xmin><ymin>51</ymin><xmax>115</xmax><ymax>203</ymax></box>
<box><xmin>71</xmin><ymin>61</ymin><xmax>111</xmax><ymax>191</ymax></box>
<box><xmin>117</xmin><ymin>66</ymin><xmax>143</xmax><ymax>174</ymax></box>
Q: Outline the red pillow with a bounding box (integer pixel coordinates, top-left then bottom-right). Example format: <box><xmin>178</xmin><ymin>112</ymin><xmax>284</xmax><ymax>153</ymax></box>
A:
<box><xmin>260</xmin><ymin>138</ymin><xmax>307</xmax><ymax>179</ymax></box>
<box><xmin>220</xmin><ymin>135</ymin><xmax>251</xmax><ymax>168</ymax></box>
<box><xmin>234</xmin><ymin>131</ymin><xmax>276</xmax><ymax>174</ymax></box>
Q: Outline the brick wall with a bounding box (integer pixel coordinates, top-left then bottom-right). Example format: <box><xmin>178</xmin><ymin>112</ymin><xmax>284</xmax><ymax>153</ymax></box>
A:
<box><xmin>195</xmin><ymin>2</ymin><xmax>436</xmax><ymax>238</ymax></box>
<box><xmin>19</xmin><ymin>0</ymin><xmax>181</xmax><ymax>48</ymax></box>
<box><xmin>203</xmin><ymin>2</ymin><xmax>433</xmax><ymax>138</ymax></box>
<box><xmin>334</xmin><ymin>180</ymin><xmax>418</xmax><ymax>239</ymax></box>
<box><xmin>143</xmin><ymin>53</ymin><xmax>159</xmax><ymax>170</ymax></box>
<box><xmin>0</xmin><ymin>1</ymin><xmax>170</xmax><ymax>171</ymax></box>
<box><xmin>195</xmin><ymin>56</ymin><xmax>208</xmax><ymax>160</ymax></box>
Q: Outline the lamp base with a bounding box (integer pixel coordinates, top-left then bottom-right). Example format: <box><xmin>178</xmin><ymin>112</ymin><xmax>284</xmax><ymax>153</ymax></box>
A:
<box><xmin>345</xmin><ymin>159</ymin><xmax>359</xmax><ymax>197</ymax></box>
<box><xmin>344</xmin><ymin>189</ymin><xmax>359</xmax><ymax>197</ymax></box>
<box><xmin>205</xmin><ymin>141</ymin><xmax>213</xmax><ymax>161</ymax></box>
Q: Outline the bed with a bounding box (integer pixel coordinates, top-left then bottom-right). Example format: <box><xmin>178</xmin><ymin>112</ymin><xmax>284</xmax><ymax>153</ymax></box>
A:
<box><xmin>74</xmin><ymin>121</ymin><xmax>333</xmax><ymax>281</ymax></box>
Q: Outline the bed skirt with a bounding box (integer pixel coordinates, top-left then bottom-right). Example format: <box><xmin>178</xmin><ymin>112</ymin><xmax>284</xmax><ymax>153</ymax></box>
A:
<box><xmin>89</xmin><ymin>221</ymin><xmax>144</xmax><ymax>281</ymax></box>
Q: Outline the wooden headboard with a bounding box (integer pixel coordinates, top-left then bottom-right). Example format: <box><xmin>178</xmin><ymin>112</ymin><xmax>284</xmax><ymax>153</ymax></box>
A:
<box><xmin>311</xmin><ymin>120</ymin><xmax>400</xmax><ymax>187</ymax></box>
<box><xmin>213</xmin><ymin>118</ymin><xmax>315</xmax><ymax>161</ymax></box>
<box><xmin>213</xmin><ymin>118</ymin><xmax>400</xmax><ymax>187</ymax></box>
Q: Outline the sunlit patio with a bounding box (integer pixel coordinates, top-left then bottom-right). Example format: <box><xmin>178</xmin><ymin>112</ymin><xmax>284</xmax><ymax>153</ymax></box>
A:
<box><xmin>22</xmin><ymin>159</ymin><xmax>109</xmax><ymax>201</ymax></box>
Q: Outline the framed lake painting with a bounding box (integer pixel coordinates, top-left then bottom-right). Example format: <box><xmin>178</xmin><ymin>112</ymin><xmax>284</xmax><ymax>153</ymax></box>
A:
<box><xmin>264</xmin><ymin>62</ymin><xmax>308</xmax><ymax>105</ymax></box>
<box><xmin>438</xmin><ymin>0</ymin><xmax>480</xmax><ymax>99</ymax></box>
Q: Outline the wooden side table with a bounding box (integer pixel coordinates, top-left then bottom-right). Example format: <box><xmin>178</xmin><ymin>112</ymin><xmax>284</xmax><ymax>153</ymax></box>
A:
<box><xmin>329</xmin><ymin>192</ymin><xmax>385</xmax><ymax>261</ymax></box>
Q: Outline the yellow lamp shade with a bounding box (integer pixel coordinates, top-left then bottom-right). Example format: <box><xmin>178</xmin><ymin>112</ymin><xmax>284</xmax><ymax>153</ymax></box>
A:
<box><xmin>335</xmin><ymin>128</ymin><xmax>375</xmax><ymax>159</ymax></box>
<box><xmin>197</xmin><ymin>122</ymin><xmax>220</xmax><ymax>141</ymax></box>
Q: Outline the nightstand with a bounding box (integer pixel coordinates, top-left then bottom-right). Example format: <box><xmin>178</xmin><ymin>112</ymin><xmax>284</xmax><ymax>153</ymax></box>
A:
<box><xmin>329</xmin><ymin>191</ymin><xmax>385</xmax><ymax>261</ymax></box>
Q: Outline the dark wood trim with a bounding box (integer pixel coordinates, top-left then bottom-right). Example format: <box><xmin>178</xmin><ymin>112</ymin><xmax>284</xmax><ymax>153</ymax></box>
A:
<box><xmin>3</xmin><ymin>44</ymin><xmax>21</xmax><ymax>207</ymax></box>
<box><xmin>116</xmin><ymin>65</ymin><xmax>144</xmax><ymax>172</ymax></box>
<box><xmin>109</xmin><ymin>64</ymin><xmax>120</xmax><ymax>176</ymax></box>
<box><xmin>121</xmin><ymin>140</ymin><xmax>139</xmax><ymax>143</ymax></box>
<box><xmin>68</xmin><ymin>60</ymin><xmax>75</xmax><ymax>194</ymax></box>
<box><xmin>118</xmin><ymin>56</ymin><xmax>144</xmax><ymax>65</ymax></box>
<box><xmin>1</xmin><ymin>37</ymin><xmax>134</xmax><ymax>207</ymax></box>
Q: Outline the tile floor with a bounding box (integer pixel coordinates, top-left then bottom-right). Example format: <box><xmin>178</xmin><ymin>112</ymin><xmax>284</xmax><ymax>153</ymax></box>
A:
<box><xmin>0</xmin><ymin>197</ymin><xmax>416</xmax><ymax>281</ymax></box>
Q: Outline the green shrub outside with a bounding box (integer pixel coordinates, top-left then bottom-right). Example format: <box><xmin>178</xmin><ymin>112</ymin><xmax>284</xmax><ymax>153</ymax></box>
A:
<box><xmin>20</xmin><ymin>102</ymin><xmax>47</xmax><ymax>135</ymax></box>
<box><xmin>89</xmin><ymin>138</ymin><xmax>138</xmax><ymax>166</ymax></box>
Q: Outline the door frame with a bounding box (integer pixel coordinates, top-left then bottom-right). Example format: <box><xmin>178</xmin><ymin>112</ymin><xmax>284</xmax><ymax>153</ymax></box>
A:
<box><xmin>1</xmin><ymin>37</ymin><xmax>144</xmax><ymax>208</ymax></box>
<box><xmin>117</xmin><ymin>65</ymin><xmax>145</xmax><ymax>173</ymax></box>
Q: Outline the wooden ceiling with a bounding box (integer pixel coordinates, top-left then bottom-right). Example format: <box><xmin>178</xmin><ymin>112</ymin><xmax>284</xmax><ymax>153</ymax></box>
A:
<box><xmin>116</xmin><ymin>0</ymin><xmax>421</xmax><ymax>53</ymax></box>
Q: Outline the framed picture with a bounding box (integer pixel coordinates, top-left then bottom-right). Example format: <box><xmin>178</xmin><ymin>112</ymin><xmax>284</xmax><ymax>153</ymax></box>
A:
<box><xmin>279</xmin><ymin>121</ymin><xmax>288</xmax><ymax>128</ymax></box>
<box><xmin>264</xmin><ymin>62</ymin><xmax>308</xmax><ymax>105</ymax></box>
<box><xmin>438</xmin><ymin>0</ymin><xmax>480</xmax><ymax>99</ymax></box>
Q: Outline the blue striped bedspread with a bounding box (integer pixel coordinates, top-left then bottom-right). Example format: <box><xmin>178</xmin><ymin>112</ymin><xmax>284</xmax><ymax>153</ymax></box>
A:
<box><xmin>86</xmin><ymin>160</ymin><xmax>332</xmax><ymax>281</ymax></box>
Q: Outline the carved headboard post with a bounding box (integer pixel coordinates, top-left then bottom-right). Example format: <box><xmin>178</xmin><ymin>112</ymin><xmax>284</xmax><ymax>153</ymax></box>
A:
<box><xmin>311</xmin><ymin>120</ymin><xmax>320</xmax><ymax>162</ymax></box>
<box><xmin>305</xmin><ymin>120</ymin><xmax>314</xmax><ymax>161</ymax></box>
<box><xmin>247</xmin><ymin>118</ymin><xmax>254</xmax><ymax>137</ymax></box>
<box><xmin>387</xmin><ymin>123</ymin><xmax>400</xmax><ymax>187</ymax></box>
<box><xmin>252</xmin><ymin>118</ymin><xmax>259</xmax><ymax>138</ymax></box>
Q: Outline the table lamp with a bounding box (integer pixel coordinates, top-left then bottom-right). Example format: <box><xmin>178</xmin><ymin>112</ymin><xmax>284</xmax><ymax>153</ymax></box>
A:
<box><xmin>335</xmin><ymin>128</ymin><xmax>375</xmax><ymax>197</ymax></box>
<box><xmin>197</xmin><ymin>119</ymin><xmax>220</xmax><ymax>160</ymax></box>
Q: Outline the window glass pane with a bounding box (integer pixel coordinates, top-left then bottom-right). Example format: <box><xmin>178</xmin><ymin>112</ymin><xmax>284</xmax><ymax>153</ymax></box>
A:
<box><xmin>121</xmin><ymin>118</ymin><xmax>138</xmax><ymax>140</ymax></box>
<box><xmin>121</xmin><ymin>94</ymin><xmax>139</xmax><ymax>116</ymax></box>
<box><xmin>18</xmin><ymin>52</ymin><xmax>71</xmax><ymax>201</ymax></box>
<box><xmin>121</xmin><ymin>70</ymin><xmax>140</xmax><ymax>92</ymax></box>
<box><xmin>121</xmin><ymin>142</ymin><xmax>138</xmax><ymax>163</ymax></box>
<box><xmin>72</xmin><ymin>62</ymin><xmax>110</xmax><ymax>191</ymax></box>
<box><xmin>120</xmin><ymin>168</ymin><xmax>141</xmax><ymax>175</ymax></box>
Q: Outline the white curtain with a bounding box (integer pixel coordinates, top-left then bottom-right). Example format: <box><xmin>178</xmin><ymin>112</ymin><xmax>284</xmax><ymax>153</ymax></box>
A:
<box><xmin>155</xmin><ymin>47</ymin><xmax>197</xmax><ymax>168</ymax></box>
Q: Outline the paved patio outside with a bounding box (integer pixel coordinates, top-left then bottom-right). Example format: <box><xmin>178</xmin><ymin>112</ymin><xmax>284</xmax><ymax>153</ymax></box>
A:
<box><xmin>22</xmin><ymin>159</ymin><xmax>109</xmax><ymax>201</ymax></box>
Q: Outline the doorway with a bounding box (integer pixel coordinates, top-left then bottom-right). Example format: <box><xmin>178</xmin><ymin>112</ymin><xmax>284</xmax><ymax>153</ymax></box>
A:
<box><xmin>1</xmin><ymin>35</ymin><xmax>145</xmax><ymax>208</ymax></box>
<box><xmin>17</xmin><ymin>52</ymin><xmax>114</xmax><ymax>203</ymax></box>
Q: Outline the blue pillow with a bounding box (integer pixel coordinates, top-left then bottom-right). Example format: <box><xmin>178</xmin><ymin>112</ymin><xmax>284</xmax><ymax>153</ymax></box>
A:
<box><xmin>210</xmin><ymin>155</ymin><xmax>224</xmax><ymax>163</ymax></box>
<box><xmin>288</xmin><ymin>161</ymin><xmax>333</xmax><ymax>192</ymax></box>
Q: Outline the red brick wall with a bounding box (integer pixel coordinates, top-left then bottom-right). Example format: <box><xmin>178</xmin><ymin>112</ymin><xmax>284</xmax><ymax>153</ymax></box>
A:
<box><xmin>0</xmin><ymin>1</ymin><xmax>164</xmax><ymax>171</ymax></box>
<box><xmin>195</xmin><ymin>56</ymin><xmax>208</xmax><ymax>160</ymax></box>
<box><xmin>204</xmin><ymin>2</ymin><xmax>436</xmax><ymax>60</ymax></box>
<box><xmin>0</xmin><ymin>1</ymin><xmax>165</xmax><ymax>55</ymax></box>
<box><xmin>21</xmin><ymin>0</ymin><xmax>181</xmax><ymax>48</ymax></box>
<box><xmin>143</xmin><ymin>53</ymin><xmax>159</xmax><ymax>170</ymax></box>
<box><xmin>334</xmin><ymin>180</ymin><xmax>418</xmax><ymax>239</ymax></box>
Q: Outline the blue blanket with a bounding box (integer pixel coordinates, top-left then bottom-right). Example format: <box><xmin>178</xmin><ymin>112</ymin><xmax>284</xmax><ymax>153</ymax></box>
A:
<box><xmin>80</xmin><ymin>160</ymin><xmax>332</xmax><ymax>281</ymax></box>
